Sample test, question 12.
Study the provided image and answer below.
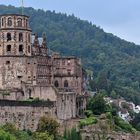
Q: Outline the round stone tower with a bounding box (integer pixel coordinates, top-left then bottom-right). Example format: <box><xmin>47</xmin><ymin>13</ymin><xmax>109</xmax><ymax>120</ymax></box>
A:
<box><xmin>0</xmin><ymin>14</ymin><xmax>32</xmax><ymax>56</ymax></box>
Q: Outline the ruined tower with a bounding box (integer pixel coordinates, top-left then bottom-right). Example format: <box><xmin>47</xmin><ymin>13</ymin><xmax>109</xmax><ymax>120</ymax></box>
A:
<box><xmin>0</xmin><ymin>14</ymin><xmax>33</xmax><ymax>93</ymax></box>
<box><xmin>0</xmin><ymin>14</ymin><xmax>32</xmax><ymax>56</ymax></box>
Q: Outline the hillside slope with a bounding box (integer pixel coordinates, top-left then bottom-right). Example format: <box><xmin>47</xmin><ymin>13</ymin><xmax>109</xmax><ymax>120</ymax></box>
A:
<box><xmin>0</xmin><ymin>5</ymin><xmax>140</xmax><ymax>104</ymax></box>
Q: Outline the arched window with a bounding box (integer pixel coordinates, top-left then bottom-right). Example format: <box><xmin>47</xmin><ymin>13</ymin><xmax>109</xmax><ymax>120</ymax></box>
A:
<box><xmin>7</xmin><ymin>17</ymin><xmax>12</xmax><ymax>26</ymax></box>
<box><xmin>19</xmin><ymin>45</ymin><xmax>23</xmax><ymax>52</ymax></box>
<box><xmin>54</xmin><ymin>80</ymin><xmax>59</xmax><ymax>87</ymax></box>
<box><xmin>64</xmin><ymin>80</ymin><xmax>68</xmax><ymax>88</ymax></box>
<box><xmin>28</xmin><ymin>45</ymin><xmax>30</xmax><ymax>53</ymax></box>
<box><xmin>7</xmin><ymin>33</ymin><xmax>11</xmax><ymax>41</ymax></box>
<box><xmin>7</xmin><ymin>45</ymin><xmax>11</xmax><ymax>52</ymax></box>
<box><xmin>17</xmin><ymin>18</ymin><xmax>22</xmax><ymax>27</ymax></box>
<box><xmin>19</xmin><ymin>33</ymin><xmax>23</xmax><ymax>42</ymax></box>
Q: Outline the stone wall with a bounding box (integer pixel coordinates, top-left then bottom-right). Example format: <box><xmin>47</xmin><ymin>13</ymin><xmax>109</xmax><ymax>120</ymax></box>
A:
<box><xmin>57</xmin><ymin>92</ymin><xmax>76</xmax><ymax>120</ymax></box>
<box><xmin>0</xmin><ymin>56</ymin><xmax>36</xmax><ymax>90</ymax></box>
<box><xmin>31</xmin><ymin>86</ymin><xmax>57</xmax><ymax>101</ymax></box>
<box><xmin>0</xmin><ymin>100</ymin><xmax>56</xmax><ymax>131</ymax></box>
<box><xmin>80</xmin><ymin>125</ymin><xmax>140</xmax><ymax>140</ymax></box>
<box><xmin>59</xmin><ymin>119</ymin><xmax>80</xmax><ymax>134</ymax></box>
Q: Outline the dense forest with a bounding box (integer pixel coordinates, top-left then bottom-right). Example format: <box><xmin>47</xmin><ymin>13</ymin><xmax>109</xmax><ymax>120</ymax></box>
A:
<box><xmin>1</xmin><ymin>5</ymin><xmax>140</xmax><ymax>104</ymax></box>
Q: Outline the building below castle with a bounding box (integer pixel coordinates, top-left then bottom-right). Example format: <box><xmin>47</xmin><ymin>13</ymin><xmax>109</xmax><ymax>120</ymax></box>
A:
<box><xmin>0</xmin><ymin>14</ymin><xmax>88</xmax><ymax>130</ymax></box>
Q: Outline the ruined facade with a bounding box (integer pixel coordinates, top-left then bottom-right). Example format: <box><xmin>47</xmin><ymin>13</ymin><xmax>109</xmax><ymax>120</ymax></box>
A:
<box><xmin>0</xmin><ymin>14</ymin><xmax>88</xmax><ymax>130</ymax></box>
<box><xmin>0</xmin><ymin>100</ymin><xmax>56</xmax><ymax>131</ymax></box>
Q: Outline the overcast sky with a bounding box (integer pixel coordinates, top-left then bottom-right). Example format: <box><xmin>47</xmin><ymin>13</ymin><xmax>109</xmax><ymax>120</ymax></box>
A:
<box><xmin>0</xmin><ymin>0</ymin><xmax>140</xmax><ymax>44</ymax></box>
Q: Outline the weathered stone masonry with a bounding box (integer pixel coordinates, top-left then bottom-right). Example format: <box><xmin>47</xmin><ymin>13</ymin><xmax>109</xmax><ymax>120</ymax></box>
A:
<box><xmin>0</xmin><ymin>14</ymin><xmax>88</xmax><ymax>130</ymax></box>
<box><xmin>0</xmin><ymin>100</ymin><xmax>56</xmax><ymax>131</ymax></box>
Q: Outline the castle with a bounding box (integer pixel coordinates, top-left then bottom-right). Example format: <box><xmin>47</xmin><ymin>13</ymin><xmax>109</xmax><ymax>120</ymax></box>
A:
<box><xmin>0</xmin><ymin>14</ymin><xmax>88</xmax><ymax>130</ymax></box>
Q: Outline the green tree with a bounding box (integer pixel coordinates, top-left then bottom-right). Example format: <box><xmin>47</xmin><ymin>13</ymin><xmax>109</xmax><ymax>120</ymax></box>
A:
<box><xmin>97</xmin><ymin>72</ymin><xmax>108</xmax><ymax>91</ymax></box>
<box><xmin>88</xmin><ymin>93</ymin><xmax>107</xmax><ymax>115</ymax></box>
<box><xmin>131</xmin><ymin>113</ymin><xmax>140</xmax><ymax>131</ymax></box>
<box><xmin>110</xmin><ymin>90</ymin><xmax>118</xmax><ymax>99</ymax></box>
<box><xmin>37</xmin><ymin>116</ymin><xmax>59</xmax><ymax>137</ymax></box>
<box><xmin>1</xmin><ymin>123</ymin><xmax>31</xmax><ymax>140</ymax></box>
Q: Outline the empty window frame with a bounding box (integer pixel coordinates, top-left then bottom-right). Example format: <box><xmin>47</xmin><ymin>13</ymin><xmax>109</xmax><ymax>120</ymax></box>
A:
<box><xmin>19</xmin><ymin>45</ymin><xmax>23</xmax><ymax>52</ymax></box>
<box><xmin>7</xmin><ymin>45</ymin><xmax>11</xmax><ymax>52</ymax></box>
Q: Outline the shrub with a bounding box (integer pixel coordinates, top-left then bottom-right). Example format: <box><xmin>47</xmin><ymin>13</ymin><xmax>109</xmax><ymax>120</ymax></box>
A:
<box><xmin>32</xmin><ymin>132</ymin><xmax>54</xmax><ymax>140</ymax></box>
<box><xmin>114</xmin><ymin>116</ymin><xmax>136</xmax><ymax>133</ymax></box>
<box><xmin>0</xmin><ymin>129</ymin><xmax>16</xmax><ymax>140</ymax></box>
<box><xmin>84</xmin><ymin>110</ymin><xmax>93</xmax><ymax>117</ymax></box>
<box><xmin>1</xmin><ymin>123</ymin><xmax>17</xmax><ymax>134</ymax></box>
<box><xmin>79</xmin><ymin>117</ymin><xmax>97</xmax><ymax>128</ymax></box>
<box><xmin>37</xmin><ymin>116</ymin><xmax>59</xmax><ymax>137</ymax></box>
<box><xmin>63</xmin><ymin>128</ymin><xmax>82</xmax><ymax>140</ymax></box>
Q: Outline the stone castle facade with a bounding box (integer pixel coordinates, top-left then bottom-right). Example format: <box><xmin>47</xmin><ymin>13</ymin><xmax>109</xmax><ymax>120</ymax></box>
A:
<box><xmin>0</xmin><ymin>14</ymin><xmax>88</xmax><ymax>130</ymax></box>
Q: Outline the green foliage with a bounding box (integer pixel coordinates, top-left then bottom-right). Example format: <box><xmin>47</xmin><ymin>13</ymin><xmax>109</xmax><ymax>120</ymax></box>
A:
<box><xmin>106</xmin><ymin>112</ymin><xmax>113</xmax><ymax>120</ymax></box>
<box><xmin>110</xmin><ymin>103</ymin><xmax>119</xmax><ymax>116</ymax></box>
<box><xmin>1</xmin><ymin>123</ymin><xmax>32</xmax><ymax>140</ymax></box>
<box><xmin>63</xmin><ymin>128</ymin><xmax>82</xmax><ymax>140</ymax></box>
<box><xmin>1</xmin><ymin>123</ymin><xmax>17</xmax><ymax>134</ymax></box>
<box><xmin>96</xmin><ymin>72</ymin><xmax>109</xmax><ymax>91</ymax></box>
<box><xmin>105</xmin><ymin>112</ymin><xmax>117</xmax><ymax>130</ymax></box>
<box><xmin>32</xmin><ymin>132</ymin><xmax>54</xmax><ymax>140</ymax></box>
<box><xmin>79</xmin><ymin>117</ymin><xmax>97</xmax><ymax>128</ymax></box>
<box><xmin>84</xmin><ymin>110</ymin><xmax>93</xmax><ymax>117</ymax></box>
<box><xmin>0</xmin><ymin>120</ymin><xmax>60</xmax><ymax>140</ymax></box>
<box><xmin>88</xmin><ymin>93</ymin><xmax>108</xmax><ymax>115</ymax></box>
<box><xmin>110</xmin><ymin>90</ymin><xmax>118</xmax><ymax>99</ymax></box>
<box><xmin>87</xmin><ymin>97</ymin><xmax>136</xmax><ymax>133</ymax></box>
<box><xmin>0</xmin><ymin>122</ymin><xmax>63</xmax><ymax>140</ymax></box>
<box><xmin>114</xmin><ymin>116</ymin><xmax>136</xmax><ymax>133</ymax></box>
<box><xmin>0</xmin><ymin>129</ymin><xmax>16</xmax><ymax>140</ymax></box>
<box><xmin>14</xmin><ymin>131</ymin><xmax>31</xmax><ymax>140</ymax></box>
<box><xmin>37</xmin><ymin>116</ymin><xmax>59</xmax><ymax>137</ymax></box>
<box><xmin>128</xmin><ymin>109</ymin><xmax>136</xmax><ymax>119</ymax></box>
<box><xmin>131</xmin><ymin>113</ymin><xmax>140</xmax><ymax>131</ymax></box>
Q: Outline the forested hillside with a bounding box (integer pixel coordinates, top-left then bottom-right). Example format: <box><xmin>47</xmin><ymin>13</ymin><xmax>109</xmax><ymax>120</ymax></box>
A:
<box><xmin>1</xmin><ymin>5</ymin><xmax>140</xmax><ymax>104</ymax></box>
